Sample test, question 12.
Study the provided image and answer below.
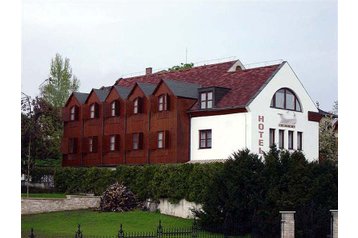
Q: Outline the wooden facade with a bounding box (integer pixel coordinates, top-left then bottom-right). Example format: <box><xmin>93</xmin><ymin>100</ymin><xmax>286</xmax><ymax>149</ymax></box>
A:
<box><xmin>62</xmin><ymin>82</ymin><xmax>196</xmax><ymax>167</ymax></box>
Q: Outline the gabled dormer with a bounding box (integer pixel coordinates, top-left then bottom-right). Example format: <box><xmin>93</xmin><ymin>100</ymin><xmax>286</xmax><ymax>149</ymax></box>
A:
<box><xmin>126</xmin><ymin>82</ymin><xmax>156</xmax><ymax>116</ymax></box>
<box><xmin>63</xmin><ymin>92</ymin><xmax>89</xmax><ymax>122</ymax></box>
<box><xmin>103</xmin><ymin>85</ymin><xmax>132</xmax><ymax>118</ymax></box>
<box><xmin>198</xmin><ymin>87</ymin><xmax>231</xmax><ymax>110</ymax></box>
<box><xmin>83</xmin><ymin>88</ymin><xmax>110</xmax><ymax>120</ymax></box>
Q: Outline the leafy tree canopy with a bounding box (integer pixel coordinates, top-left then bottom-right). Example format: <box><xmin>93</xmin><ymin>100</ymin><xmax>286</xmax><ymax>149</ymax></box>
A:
<box><xmin>40</xmin><ymin>53</ymin><xmax>80</xmax><ymax>108</ymax></box>
<box><xmin>168</xmin><ymin>63</ymin><xmax>194</xmax><ymax>72</ymax></box>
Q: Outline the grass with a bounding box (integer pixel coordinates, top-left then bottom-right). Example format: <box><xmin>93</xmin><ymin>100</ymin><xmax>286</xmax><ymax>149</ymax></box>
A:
<box><xmin>21</xmin><ymin>193</ymin><xmax>66</xmax><ymax>199</ymax></box>
<box><xmin>22</xmin><ymin>209</ymin><xmax>193</xmax><ymax>237</ymax></box>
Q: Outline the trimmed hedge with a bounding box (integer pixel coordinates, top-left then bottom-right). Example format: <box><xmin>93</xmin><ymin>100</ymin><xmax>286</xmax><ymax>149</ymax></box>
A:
<box><xmin>32</xmin><ymin>163</ymin><xmax>224</xmax><ymax>204</ymax></box>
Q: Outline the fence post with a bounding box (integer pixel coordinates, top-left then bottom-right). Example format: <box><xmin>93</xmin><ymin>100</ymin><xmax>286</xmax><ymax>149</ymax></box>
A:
<box><xmin>280</xmin><ymin>211</ymin><xmax>295</xmax><ymax>238</ymax></box>
<box><xmin>192</xmin><ymin>218</ymin><xmax>198</xmax><ymax>238</ymax></box>
<box><xmin>29</xmin><ymin>228</ymin><xmax>35</xmax><ymax>238</ymax></box>
<box><xmin>330</xmin><ymin>210</ymin><xmax>338</xmax><ymax>238</ymax></box>
<box><xmin>118</xmin><ymin>224</ymin><xmax>124</xmax><ymax>238</ymax></box>
<box><xmin>75</xmin><ymin>224</ymin><xmax>83</xmax><ymax>238</ymax></box>
<box><xmin>157</xmin><ymin>220</ymin><xmax>163</xmax><ymax>238</ymax></box>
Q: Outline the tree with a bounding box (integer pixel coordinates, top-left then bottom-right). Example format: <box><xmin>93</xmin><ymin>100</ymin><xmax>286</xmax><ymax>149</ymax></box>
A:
<box><xmin>319</xmin><ymin>101</ymin><xmax>338</xmax><ymax>163</ymax></box>
<box><xmin>40</xmin><ymin>53</ymin><xmax>80</xmax><ymax>108</ymax></box>
<box><xmin>194</xmin><ymin>147</ymin><xmax>337</xmax><ymax>238</ymax></box>
<box><xmin>168</xmin><ymin>62</ymin><xmax>194</xmax><ymax>72</ymax></box>
<box><xmin>21</xmin><ymin>95</ymin><xmax>62</xmax><ymax>172</ymax></box>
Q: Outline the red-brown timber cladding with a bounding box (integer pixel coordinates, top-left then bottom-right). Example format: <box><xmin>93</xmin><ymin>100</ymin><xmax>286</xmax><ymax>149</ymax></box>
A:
<box><xmin>149</xmin><ymin>83</ymin><xmax>196</xmax><ymax>164</ymax></box>
<box><xmin>62</xmin><ymin>96</ymin><xmax>83</xmax><ymax>167</ymax></box>
<box><xmin>62</xmin><ymin>85</ymin><xmax>196</xmax><ymax>167</ymax></box>
<box><xmin>125</xmin><ymin>85</ymin><xmax>149</xmax><ymax>165</ymax></box>
<box><xmin>81</xmin><ymin>92</ymin><xmax>103</xmax><ymax>166</ymax></box>
<box><xmin>102</xmin><ymin>88</ymin><xmax>125</xmax><ymax>166</ymax></box>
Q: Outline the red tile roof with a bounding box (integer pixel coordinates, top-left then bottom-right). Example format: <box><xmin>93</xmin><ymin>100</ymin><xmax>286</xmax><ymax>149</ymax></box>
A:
<box><xmin>116</xmin><ymin>60</ymin><xmax>283</xmax><ymax>110</ymax></box>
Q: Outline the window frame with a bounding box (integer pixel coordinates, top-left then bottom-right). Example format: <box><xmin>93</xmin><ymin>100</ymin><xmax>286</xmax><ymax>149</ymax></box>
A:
<box><xmin>288</xmin><ymin>130</ymin><xmax>294</xmax><ymax>150</ymax></box>
<box><xmin>279</xmin><ymin>129</ymin><xmax>285</xmax><ymax>149</ymax></box>
<box><xmin>157</xmin><ymin>131</ymin><xmax>164</xmax><ymax>149</ymax></box>
<box><xmin>70</xmin><ymin>106</ymin><xmax>76</xmax><ymax>121</ymax></box>
<box><xmin>111</xmin><ymin>100</ymin><xmax>120</xmax><ymax>117</ymax></box>
<box><xmin>270</xmin><ymin>88</ymin><xmax>302</xmax><ymax>112</ymax></box>
<box><xmin>269</xmin><ymin>128</ymin><xmax>276</xmax><ymax>147</ymax></box>
<box><xmin>199</xmin><ymin>129</ymin><xmax>212</xmax><ymax>149</ymax></box>
<box><xmin>110</xmin><ymin>135</ymin><xmax>116</xmax><ymax>151</ymax></box>
<box><xmin>132</xmin><ymin>133</ymin><xmax>143</xmax><ymax>150</ymax></box>
<box><xmin>90</xmin><ymin>103</ymin><xmax>96</xmax><ymax>119</ymax></box>
<box><xmin>69</xmin><ymin>138</ymin><xmax>78</xmax><ymax>154</ymax></box>
<box><xmin>158</xmin><ymin>94</ymin><xmax>167</xmax><ymax>112</ymax></box>
<box><xmin>297</xmin><ymin>131</ymin><xmax>303</xmax><ymax>150</ymax></box>
<box><xmin>200</xmin><ymin>91</ymin><xmax>213</xmax><ymax>109</ymax></box>
<box><xmin>88</xmin><ymin>137</ymin><xmax>93</xmax><ymax>153</ymax></box>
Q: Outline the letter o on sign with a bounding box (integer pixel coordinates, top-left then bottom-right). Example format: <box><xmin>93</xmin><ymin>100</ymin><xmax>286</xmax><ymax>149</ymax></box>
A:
<box><xmin>258</xmin><ymin>123</ymin><xmax>264</xmax><ymax>130</ymax></box>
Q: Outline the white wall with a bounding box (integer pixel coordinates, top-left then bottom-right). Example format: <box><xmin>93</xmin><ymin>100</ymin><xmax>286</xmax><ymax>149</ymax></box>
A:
<box><xmin>248</xmin><ymin>62</ymin><xmax>319</xmax><ymax>161</ymax></box>
<box><xmin>190</xmin><ymin>112</ymin><xmax>248</xmax><ymax>161</ymax></box>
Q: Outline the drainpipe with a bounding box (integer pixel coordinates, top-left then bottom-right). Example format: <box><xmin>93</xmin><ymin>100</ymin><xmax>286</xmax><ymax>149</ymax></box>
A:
<box><xmin>80</xmin><ymin>107</ymin><xmax>84</xmax><ymax>167</ymax></box>
<box><xmin>124</xmin><ymin>103</ymin><xmax>127</xmax><ymax>164</ymax></box>
<box><xmin>101</xmin><ymin>103</ymin><xmax>104</xmax><ymax>166</ymax></box>
<box><xmin>147</xmin><ymin>105</ymin><xmax>151</xmax><ymax>164</ymax></box>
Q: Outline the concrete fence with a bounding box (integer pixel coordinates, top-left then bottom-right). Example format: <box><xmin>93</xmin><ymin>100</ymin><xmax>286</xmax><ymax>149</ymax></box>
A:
<box><xmin>21</xmin><ymin>195</ymin><xmax>100</xmax><ymax>215</ymax></box>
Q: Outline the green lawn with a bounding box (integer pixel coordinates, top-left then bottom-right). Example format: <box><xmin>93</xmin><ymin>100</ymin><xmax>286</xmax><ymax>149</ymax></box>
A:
<box><xmin>22</xmin><ymin>209</ymin><xmax>193</xmax><ymax>237</ymax></box>
<box><xmin>21</xmin><ymin>193</ymin><xmax>66</xmax><ymax>199</ymax></box>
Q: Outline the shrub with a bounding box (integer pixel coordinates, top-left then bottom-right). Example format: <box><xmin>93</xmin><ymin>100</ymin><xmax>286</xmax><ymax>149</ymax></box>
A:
<box><xmin>195</xmin><ymin>147</ymin><xmax>338</xmax><ymax>238</ymax></box>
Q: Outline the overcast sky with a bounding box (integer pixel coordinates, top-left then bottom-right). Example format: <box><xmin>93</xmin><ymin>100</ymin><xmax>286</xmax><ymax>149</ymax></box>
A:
<box><xmin>22</xmin><ymin>0</ymin><xmax>337</xmax><ymax>111</ymax></box>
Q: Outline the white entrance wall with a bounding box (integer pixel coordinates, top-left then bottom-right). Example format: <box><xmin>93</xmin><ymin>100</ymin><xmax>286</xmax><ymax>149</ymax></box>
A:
<box><xmin>189</xmin><ymin>62</ymin><xmax>319</xmax><ymax>162</ymax></box>
<box><xmin>247</xmin><ymin>62</ymin><xmax>319</xmax><ymax>161</ymax></box>
<box><xmin>190</xmin><ymin>112</ymin><xmax>248</xmax><ymax>161</ymax></box>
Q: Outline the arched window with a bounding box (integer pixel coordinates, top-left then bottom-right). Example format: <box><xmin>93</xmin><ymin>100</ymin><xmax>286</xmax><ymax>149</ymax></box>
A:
<box><xmin>270</xmin><ymin>88</ymin><xmax>302</xmax><ymax>112</ymax></box>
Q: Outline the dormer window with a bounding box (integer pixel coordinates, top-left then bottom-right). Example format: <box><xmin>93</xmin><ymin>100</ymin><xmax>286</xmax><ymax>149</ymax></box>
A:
<box><xmin>90</xmin><ymin>104</ymin><xmax>95</xmax><ymax>118</ymax></box>
<box><xmin>158</xmin><ymin>94</ymin><xmax>168</xmax><ymax>111</ymax></box>
<box><xmin>70</xmin><ymin>106</ymin><xmax>77</xmax><ymax>121</ymax></box>
<box><xmin>133</xmin><ymin>97</ymin><xmax>143</xmax><ymax>114</ymax></box>
<box><xmin>89</xmin><ymin>103</ymin><xmax>99</xmax><ymax>119</ymax></box>
<box><xmin>270</xmin><ymin>88</ymin><xmax>302</xmax><ymax>112</ymax></box>
<box><xmin>200</xmin><ymin>91</ymin><xmax>213</xmax><ymax>109</ymax></box>
<box><xmin>111</xmin><ymin>100</ymin><xmax>120</xmax><ymax>117</ymax></box>
<box><xmin>134</xmin><ymin>98</ymin><xmax>139</xmax><ymax>114</ymax></box>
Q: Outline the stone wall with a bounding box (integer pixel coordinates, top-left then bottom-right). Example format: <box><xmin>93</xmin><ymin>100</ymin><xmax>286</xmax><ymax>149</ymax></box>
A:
<box><xmin>145</xmin><ymin>199</ymin><xmax>202</xmax><ymax>219</ymax></box>
<box><xmin>22</xmin><ymin>196</ymin><xmax>200</xmax><ymax>218</ymax></box>
<box><xmin>21</xmin><ymin>195</ymin><xmax>100</xmax><ymax>215</ymax></box>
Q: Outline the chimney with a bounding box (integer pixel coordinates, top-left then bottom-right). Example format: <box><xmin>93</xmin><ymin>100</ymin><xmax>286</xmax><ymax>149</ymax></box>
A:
<box><xmin>146</xmin><ymin>67</ymin><xmax>152</xmax><ymax>75</ymax></box>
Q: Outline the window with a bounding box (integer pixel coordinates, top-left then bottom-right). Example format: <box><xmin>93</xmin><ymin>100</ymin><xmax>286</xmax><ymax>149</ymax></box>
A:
<box><xmin>111</xmin><ymin>101</ymin><xmax>120</xmax><ymax>117</ymax></box>
<box><xmin>199</xmin><ymin>130</ymin><xmax>212</xmax><ymax>149</ymax></box>
<box><xmin>297</xmin><ymin>132</ymin><xmax>303</xmax><ymax>150</ymax></box>
<box><xmin>110</xmin><ymin>135</ymin><xmax>116</xmax><ymax>151</ymax></box>
<box><xmin>270</xmin><ymin>88</ymin><xmax>302</xmax><ymax>112</ymax></box>
<box><xmin>269</xmin><ymin>129</ymin><xmax>275</xmax><ymax>147</ymax></box>
<box><xmin>157</xmin><ymin>131</ymin><xmax>164</xmax><ymax>149</ymax></box>
<box><xmin>133</xmin><ymin>98</ymin><xmax>142</xmax><ymax>114</ymax></box>
<box><xmin>88</xmin><ymin>136</ymin><xmax>98</xmax><ymax>153</ymax></box>
<box><xmin>279</xmin><ymin>130</ymin><xmax>284</xmax><ymax>149</ymax></box>
<box><xmin>288</xmin><ymin>131</ymin><xmax>294</xmax><ymax>150</ymax></box>
<box><xmin>158</xmin><ymin>94</ymin><xmax>168</xmax><ymax>112</ymax></box>
<box><xmin>200</xmin><ymin>92</ymin><xmax>213</xmax><ymax>109</ymax></box>
<box><xmin>70</xmin><ymin>106</ymin><xmax>77</xmax><ymax>121</ymax></box>
<box><xmin>132</xmin><ymin>133</ymin><xmax>143</xmax><ymax>150</ymax></box>
<box><xmin>90</xmin><ymin>103</ymin><xmax>98</xmax><ymax>119</ymax></box>
<box><xmin>89</xmin><ymin>137</ymin><xmax>93</xmax><ymax>152</ymax></box>
<box><xmin>69</xmin><ymin>138</ymin><xmax>78</xmax><ymax>154</ymax></box>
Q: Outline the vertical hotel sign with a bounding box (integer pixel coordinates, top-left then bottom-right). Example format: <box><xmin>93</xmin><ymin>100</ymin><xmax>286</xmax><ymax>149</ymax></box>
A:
<box><xmin>258</xmin><ymin>115</ymin><xmax>264</xmax><ymax>154</ymax></box>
